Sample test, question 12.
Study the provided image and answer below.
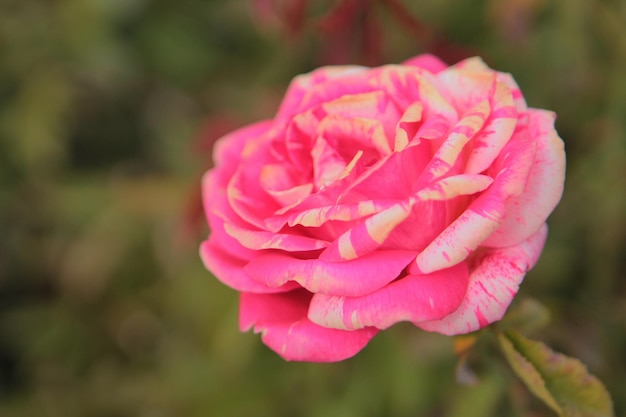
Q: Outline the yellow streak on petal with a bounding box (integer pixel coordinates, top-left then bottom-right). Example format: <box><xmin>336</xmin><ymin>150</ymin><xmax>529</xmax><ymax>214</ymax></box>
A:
<box><xmin>453</xmin><ymin>56</ymin><xmax>490</xmax><ymax>71</ymax></box>
<box><xmin>465</xmin><ymin>81</ymin><xmax>517</xmax><ymax>174</ymax></box>
<box><xmin>371</xmin><ymin>122</ymin><xmax>392</xmax><ymax>155</ymax></box>
<box><xmin>365</xmin><ymin>202</ymin><xmax>412</xmax><ymax>245</ymax></box>
<box><xmin>351</xmin><ymin>311</ymin><xmax>361</xmax><ymax>330</ymax></box>
<box><xmin>337</xmin><ymin>150</ymin><xmax>363</xmax><ymax>180</ymax></box>
<box><xmin>394</xmin><ymin>101</ymin><xmax>424</xmax><ymax>151</ymax></box>
<box><xmin>416</xmin><ymin>175</ymin><xmax>493</xmax><ymax>201</ymax></box>
<box><xmin>308</xmin><ymin>296</ymin><xmax>347</xmax><ymax>330</ymax></box>
<box><xmin>422</xmin><ymin>99</ymin><xmax>490</xmax><ymax>181</ymax></box>
<box><xmin>337</xmin><ymin>234</ymin><xmax>359</xmax><ymax>260</ymax></box>
<box><xmin>440</xmin><ymin>100</ymin><xmax>490</xmax><ymax>165</ymax></box>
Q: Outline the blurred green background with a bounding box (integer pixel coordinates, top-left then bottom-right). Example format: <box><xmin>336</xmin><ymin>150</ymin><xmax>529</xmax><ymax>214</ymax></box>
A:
<box><xmin>1</xmin><ymin>0</ymin><xmax>625</xmax><ymax>416</ymax></box>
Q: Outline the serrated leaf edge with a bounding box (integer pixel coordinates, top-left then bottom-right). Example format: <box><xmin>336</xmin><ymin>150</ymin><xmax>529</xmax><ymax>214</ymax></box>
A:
<box><xmin>498</xmin><ymin>333</ymin><xmax>563</xmax><ymax>415</ymax></box>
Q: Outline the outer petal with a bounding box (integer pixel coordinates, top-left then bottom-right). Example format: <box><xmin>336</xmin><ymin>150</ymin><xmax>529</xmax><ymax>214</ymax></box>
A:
<box><xmin>483</xmin><ymin>110</ymin><xmax>566</xmax><ymax>247</ymax></box>
<box><xmin>240</xmin><ymin>291</ymin><xmax>378</xmax><ymax>362</ymax></box>
<box><xmin>199</xmin><ymin>241</ymin><xmax>298</xmax><ymax>293</ymax></box>
<box><xmin>402</xmin><ymin>54</ymin><xmax>449</xmax><ymax>73</ymax></box>
<box><xmin>203</xmin><ymin>171</ymin><xmax>257</xmax><ymax>259</ymax></box>
<box><xmin>464</xmin><ymin>80</ymin><xmax>518</xmax><ymax>174</ymax></box>
<box><xmin>418</xmin><ymin>224</ymin><xmax>548</xmax><ymax>335</ymax></box>
<box><xmin>227</xmin><ymin>151</ymin><xmax>281</xmax><ymax>229</ymax></box>
<box><xmin>308</xmin><ymin>262</ymin><xmax>469</xmax><ymax>330</ymax></box>
<box><xmin>202</xmin><ymin>166</ymin><xmax>232</xmax><ymax>219</ymax></box>
<box><xmin>495</xmin><ymin>72</ymin><xmax>528</xmax><ymax>116</ymax></box>
<box><xmin>212</xmin><ymin>120</ymin><xmax>274</xmax><ymax>170</ymax></box>
<box><xmin>377</xmin><ymin>65</ymin><xmax>458</xmax><ymax>124</ymax></box>
<box><xmin>414</xmin><ymin>135</ymin><xmax>538</xmax><ymax>274</ymax></box>
<box><xmin>278</xmin><ymin>68</ymin><xmax>384</xmax><ymax>122</ymax></box>
<box><xmin>205</xmin><ymin>213</ymin><xmax>255</xmax><ymax>259</ymax></box>
<box><xmin>447</xmin><ymin>58</ymin><xmax>527</xmax><ymax>118</ymax></box>
<box><xmin>413</xmin><ymin>208</ymin><xmax>502</xmax><ymax>274</ymax></box>
<box><xmin>452</xmin><ymin>56</ymin><xmax>490</xmax><ymax>72</ymax></box>
<box><xmin>245</xmin><ymin>250</ymin><xmax>417</xmax><ymax>297</ymax></box>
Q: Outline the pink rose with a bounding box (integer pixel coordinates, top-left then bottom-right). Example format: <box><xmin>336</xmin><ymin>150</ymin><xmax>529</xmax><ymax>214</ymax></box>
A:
<box><xmin>200</xmin><ymin>54</ymin><xmax>565</xmax><ymax>362</ymax></box>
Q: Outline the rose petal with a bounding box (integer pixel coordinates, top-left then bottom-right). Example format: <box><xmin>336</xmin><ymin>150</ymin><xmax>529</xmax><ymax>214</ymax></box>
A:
<box><xmin>416</xmin><ymin>174</ymin><xmax>494</xmax><ymax>201</ymax></box>
<box><xmin>402</xmin><ymin>54</ymin><xmax>449</xmax><ymax>73</ymax></box>
<box><xmin>496</xmin><ymin>72</ymin><xmax>528</xmax><ymax>116</ymax></box>
<box><xmin>411</xmin><ymin>114</ymin><xmax>453</xmax><ymax>146</ymax></box>
<box><xmin>337</xmin><ymin>144</ymin><xmax>429</xmax><ymax>202</ymax></box>
<box><xmin>203</xmin><ymin>171</ymin><xmax>258</xmax><ymax>259</ymax></box>
<box><xmin>377</xmin><ymin>66</ymin><xmax>457</xmax><ymax>123</ymax></box>
<box><xmin>318</xmin><ymin>114</ymin><xmax>392</xmax><ymax>157</ymax></box>
<box><xmin>465</xmin><ymin>81</ymin><xmax>518</xmax><ymax>174</ymax></box>
<box><xmin>438</xmin><ymin>64</ymin><xmax>495</xmax><ymax>110</ymax></box>
<box><xmin>245</xmin><ymin>250</ymin><xmax>417</xmax><ymax>296</ymax></box>
<box><xmin>320</xmin><ymin>90</ymin><xmax>401</xmax><ymax>140</ymax></box>
<box><xmin>436</xmin><ymin>69</ymin><xmax>518</xmax><ymax>174</ymax></box>
<box><xmin>283</xmin><ymin>112</ymin><xmax>316</xmax><ymax>171</ymax></box>
<box><xmin>270</xmin><ymin>199</ymin><xmax>398</xmax><ymax>230</ymax></box>
<box><xmin>200</xmin><ymin>241</ymin><xmax>298</xmax><ymax>293</ymax></box>
<box><xmin>259</xmin><ymin>163</ymin><xmax>313</xmax><ymax>207</ymax></box>
<box><xmin>205</xmin><ymin>213</ymin><xmax>256</xmax><ymax>259</ymax></box>
<box><xmin>416</xmin><ymin>99</ymin><xmax>491</xmax><ymax>185</ymax></box>
<box><xmin>276</xmin><ymin>66</ymin><xmax>368</xmax><ymax>121</ymax></box>
<box><xmin>319</xmin><ymin>199</ymin><xmax>415</xmax><ymax>261</ymax></box>
<box><xmin>281</xmin><ymin>68</ymin><xmax>383</xmax><ymax>122</ymax></box>
<box><xmin>212</xmin><ymin>120</ymin><xmax>274</xmax><ymax>169</ymax></box>
<box><xmin>394</xmin><ymin>101</ymin><xmax>424</xmax><ymax>150</ymax></box>
<box><xmin>379</xmin><ymin>199</ymin><xmax>450</xmax><ymax>252</ymax></box>
<box><xmin>450</xmin><ymin>58</ymin><xmax>526</xmax><ymax>117</ymax></box>
<box><xmin>240</xmin><ymin>289</ymin><xmax>311</xmax><ymax>327</ymax></box>
<box><xmin>321</xmin><ymin>174</ymin><xmax>493</xmax><ymax>262</ymax></box>
<box><xmin>311</xmin><ymin>136</ymin><xmax>348</xmax><ymax>189</ymax></box>
<box><xmin>308</xmin><ymin>262</ymin><xmax>469</xmax><ymax>330</ymax></box>
<box><xmin>414</xmin><ymin>209</ymin><xmax>501</xmax><ymax>274</ymax></box>
<box><xmin>418</xmin><ymin>224</ymin><xmax>548</xmax><ymax>334</ymax></box>
<box><xmin>414</xmin><ymin>135</ymin><xmax>538</xmax><ymax>273</ymax></box>
<box><xmin>240</xmin><ymin>291</ymin><xmax>378</xmax><ymax>362</ymax></box>
<box><xmin>452</xmin><ymin>56</ymin><xmax>490</xmax><ymax>72</ymax></box>
<box><xmin>266</xmin><ymin>183</ymin><xmax>314</xmax><ymax>208</ymax></box>
<box><xmin>227</xmin><ymin>158</ymin><xmax>281</xmax><ymax>229</ymax></box>
<box><xmin>484</xmin><ymin>109</ymin><xmax>565</xmax><ymax>247</ymax></box>
<box><xmin>223</xmin><ymin>222</ymin><xmax>329</xmax><ymax>251</ymax></box>
<box><xmin>264</xmin><ymin>164</ymin><xmax>371</xmax><ymax>233</ymax></box>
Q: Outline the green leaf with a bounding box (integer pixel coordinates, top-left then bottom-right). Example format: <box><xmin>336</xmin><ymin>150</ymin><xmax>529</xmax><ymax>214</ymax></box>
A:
<box><xmin>497</xmin><ymin>297</ymin><xmax>551</xmax><ymax>334</ymax></box>
<box><xmin>498</xmin><ymin>331</ymin><xmax>614</xmax><ymax>417</ymax></box>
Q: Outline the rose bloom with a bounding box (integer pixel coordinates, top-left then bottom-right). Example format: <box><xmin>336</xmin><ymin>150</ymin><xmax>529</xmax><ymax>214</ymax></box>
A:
<box><xmin>201</xmin><ymin>54</ymin><xmax>565</xmax><ymax>362</ymax></box>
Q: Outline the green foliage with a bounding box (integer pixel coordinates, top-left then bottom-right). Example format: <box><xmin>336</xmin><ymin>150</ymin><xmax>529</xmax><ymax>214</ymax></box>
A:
<box><xmin>497</xmin><ymin>297</ymin><xmax>551</xmax><ymax>334</ymax></box>
<box><xmin>499</xmin><ymin>331</ymin><xmax>614</xmax><ymax>417</ymax></box>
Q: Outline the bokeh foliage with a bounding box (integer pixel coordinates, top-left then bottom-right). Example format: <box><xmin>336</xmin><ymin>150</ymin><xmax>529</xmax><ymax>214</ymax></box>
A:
<box><xmin>1</xmin><ymin>0</ymin><xmax>625</xmax><ymax>416</ymax></box>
